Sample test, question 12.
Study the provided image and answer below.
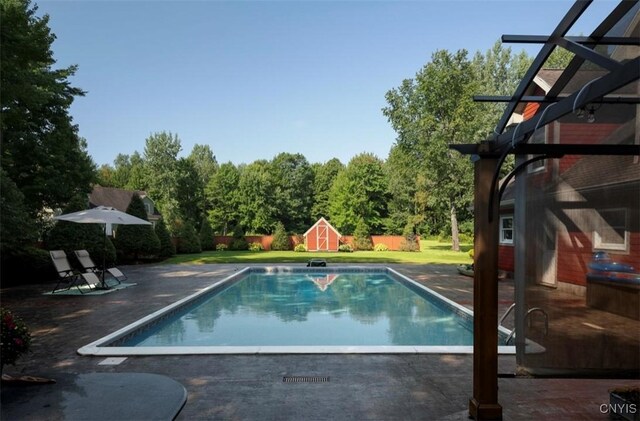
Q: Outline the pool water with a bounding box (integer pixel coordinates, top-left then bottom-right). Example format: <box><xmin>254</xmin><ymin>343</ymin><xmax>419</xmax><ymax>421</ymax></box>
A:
<box><xmin>120</xmin><ymin>271</ymin><xmax>474</xmax><ymax>347</ymax></box>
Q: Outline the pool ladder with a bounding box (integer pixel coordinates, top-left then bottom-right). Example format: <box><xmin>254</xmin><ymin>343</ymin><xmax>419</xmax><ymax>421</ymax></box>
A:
<box><xmin>499</xmin><ymin>304</ymin><xmax>548</xmax><ymax>345</ymax></box>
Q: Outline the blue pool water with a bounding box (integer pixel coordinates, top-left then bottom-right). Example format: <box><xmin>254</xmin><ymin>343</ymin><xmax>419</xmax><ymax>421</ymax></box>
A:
<box><xmin>118</xmin><ymin>270</ymin><xmax>475</xmax><ymax>347</ymax></box>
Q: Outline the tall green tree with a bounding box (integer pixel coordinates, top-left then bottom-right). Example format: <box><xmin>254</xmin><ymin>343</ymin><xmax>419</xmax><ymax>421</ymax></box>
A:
<box><xmin>311</xmin><ymin>158</ymin><xmax>344</xmax><ymax>221</ymax></box>
<box><xmin>205</xmin><ymin>162</ymin><xmax>240</xmax><ymax>235</ymax></box>
<box><xmin>1</xmin><ymin>0</ymin><xmax>96</xmax><ymax>217</ymax></box>
<box><xmin>188</xmin><ymin>144</ymin><xmax>218</xmax><ymax>187</ymax></box>
<box><xmin>328</xmin><ymin>153</ymin><xmax>388</xmax><ymax>234</ymax></box>
<box><xmin>237</xmin><ymin>160</ymin><xmax>276</xmax><ymax>234</ymax></box>
<box><xmin>143</xmin><ymin>132</ymin><xmax>182</xmax><ymax>228</ymax></box>
<box><xmin>114</xmin><ymin>194</ymin><xmax>160</xmax><ymax>261</ymax></box>
<box><xmin>174</xmin><ymin>157</ymin><xmax>204</xmax><ymax>226</ymax></box>
<box><xmin>270</xmin><ymin>153</ymin><xmax>314</xmax><ymax>233</ymax></box>
<box><xmin>384</xmin><ymin>49</ymin><xmax>478</xmax><ymax>251</ymax></box>
<box><xmin>0</xmin><ymin>169</ymin><xmax>38</xmax><ymax>254</ymax></box>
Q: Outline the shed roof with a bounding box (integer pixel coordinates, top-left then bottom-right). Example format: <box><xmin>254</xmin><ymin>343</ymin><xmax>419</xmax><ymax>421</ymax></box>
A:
<box><xmin>303</xmin><ymin>217</ymin><xmax>342</xmax><ymax>237</ymax></box>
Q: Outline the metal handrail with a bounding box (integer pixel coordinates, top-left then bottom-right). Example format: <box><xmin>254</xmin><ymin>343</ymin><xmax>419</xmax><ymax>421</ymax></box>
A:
<box><xmin>499</xmin><ymin>303</ymin><xmax>516</xmax><ymax>327</ymax></box>
<box><xmin>503</xmin><ymin>306</ymin><xmax>549</xmax><ymax>345</ymax></box>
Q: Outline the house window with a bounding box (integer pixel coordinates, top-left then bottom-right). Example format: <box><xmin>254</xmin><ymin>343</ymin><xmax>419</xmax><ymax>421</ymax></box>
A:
<box><xmin>144</xmin><ymin>202</ymin><xmax>152</xmax><ymax>215</ymax></box>
<box><xmin>528</xmin><ymin>125</ymin><xmax>547</xmax><ymax>173</ymax></box>
<box><xmin>500</xmin><ymin>215</ymin><xmax>514</xmax><ymax>245</ymax></box>
<box><xmin>594</xmin><ymin>208</ymin><xmax>628</xmax><ymax>252</ymax></box>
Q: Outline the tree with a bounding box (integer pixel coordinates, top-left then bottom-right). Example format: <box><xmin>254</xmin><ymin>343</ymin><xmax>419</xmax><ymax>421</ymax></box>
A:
<box><xmin>353</xmin><ymin>218</ymin><xmax>373</xmax><ymax>251</ymax></box>
<box><xmin>0</xmin><ymin>169</ymin><xmax>37</xmax><ymax>254</ymax></box>
<box><xmin>199</xmin><ymin>217</ymin><xmax>214</xmax><ymax>251</ymax></box>
<box><xmin>155</xmin><ymin>218</ymin><xmax>175</xmax><ymax>259</ymax></box>
<box><xmin>237</xmin><ymin>160</ymin><xmax>276</xmax><ymax>234</ymax></box>
<box><xmin>45</xmin><ymin>194</ymin><xmax>117</xmax><ymax>267</ymax></box>
<box><xmin>174</xmin><ymin>157</ymin><xmax>204</xmax><ymax>227</ymax></box>
<box><xmin>328</xmin><ymin>153</ymin><xmax>388</xmax><ymax>234</ymax></box>
<box><xmin>1</xmin><ymin>0</ymin><xmax>96</xmax><ymax>217</ymax></box>
<box><xmin>114</xmin><ymin>194</ymin><xmax>160</xmax><ymax>261</ymax></box>
<box><xmin>270</xmin><ymin>153</ymin><xmax>314</xmax><ymax>233</ymax></box>
<box><xmin>270</xmin><ymin>221</ymin><xmax>291</xmax><ymax>251</ymax></box>
<box><xmin>175</xmin><ymin>220</ymin><xmax>201</xmax><ymax>254</ymax></box>
<box><xmin>311</xmin><ymin>158</ymin><xmax>344</xmax><ymax>221</ymax></box>
<box><xmin>205</xmin><ymin>162</ymin><xmax>240</xmax><ymax>235</ymax></box>
<box><xmin>188</xmin><ymin>144</ymin><xmax>218</xmax><ymax>187</ymax></box>
<box><xmin>143</xmin><ymin>131</ymin><xmax>182</xmax><ymax>228</ymax></box>
<box><xmin>384</xmin><ymin>49</ymin><xmax>514</xmax><ymax>250</ymax></box>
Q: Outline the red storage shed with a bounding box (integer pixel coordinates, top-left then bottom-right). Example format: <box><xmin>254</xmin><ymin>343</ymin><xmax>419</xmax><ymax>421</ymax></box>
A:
<box><xmin>304</xmin><ymin>217</ymin><xmax>342</xmax><ymax>252</ymax></box>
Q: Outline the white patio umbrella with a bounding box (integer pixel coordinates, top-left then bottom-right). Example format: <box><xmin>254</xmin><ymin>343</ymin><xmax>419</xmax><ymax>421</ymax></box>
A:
<box><xmin>54</xmin><ymin>206</ymin><xmax>151</xmax><ymax>288</ymax></box>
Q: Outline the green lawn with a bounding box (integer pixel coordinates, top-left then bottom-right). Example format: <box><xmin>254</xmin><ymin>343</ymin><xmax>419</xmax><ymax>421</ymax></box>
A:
<box><xmin>163</xmin><ymin>239</ymin><xmax>473</xmax><ymax>265</ymax></box>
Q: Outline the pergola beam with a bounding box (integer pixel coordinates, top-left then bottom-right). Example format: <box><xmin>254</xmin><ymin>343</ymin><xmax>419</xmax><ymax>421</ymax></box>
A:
<box><xmin>494</xmin><ymin>57</ymin><xmax>640</xmax><ymax>153</ymax></box>
<box><xmin>554</xmin><ymin>37</ymin><xmax>622</xmax><ymax>71</ymax></box>
<box><xmin>451</xmin><ymin>143</ymin><xmax>640</xmax><ymax>157</ymax></box>
<box><xmin>494</xmin><ymin>0</ymin><xmax>592</xmax><ymax>135</ymax></box>
<box><xmin>473</xmin><ymin>95</ymin><xmax>640</xmax><ymax>104</ymax></box>
<box><xmin>501</xmin><ymin>34</ymin><xmax>639</xmax><ymax>45</ymax></box>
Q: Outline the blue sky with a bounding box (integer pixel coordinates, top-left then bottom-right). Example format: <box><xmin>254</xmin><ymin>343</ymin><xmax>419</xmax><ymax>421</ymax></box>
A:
<box><xmin>36</xmin><ymin>0</ymin><xmax>615</xmax><ymax>167</ymax></box>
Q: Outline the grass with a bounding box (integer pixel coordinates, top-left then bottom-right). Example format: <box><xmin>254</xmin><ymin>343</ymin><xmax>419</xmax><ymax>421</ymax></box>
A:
<box><xmin>163</xmin><ymin>239</ymin><xmax>473</xmax><ymax>265</ymax></box>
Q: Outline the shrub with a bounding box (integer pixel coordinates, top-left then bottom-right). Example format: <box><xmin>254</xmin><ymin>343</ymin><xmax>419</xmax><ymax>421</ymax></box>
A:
<box><xmin>155</xmin><ymin>218</ymin><xmax>176</xmax><ymax>259</ymax></box>
<box><xmin>294</xmin><ymin>244</ymin><xmax>307</xmax><ymax>252</ymax></box>
<box><xmin>1</xmin><ymin>308</ymin><xmax>31</xmax><ymax>368</ymax></box>
<box><xmin>230</xmin><ymin>239</ymin><xmax>249</xmax><ymax>251</ymax></box>
<box><xmin>270</xmin><ymin>221</ymin><xmax>291</xmax><ymax>251</ymax></box>
<box><xmin>215</xmin><ymin>243</ymin><xmax>228</xmax><ymax>251</ymax></box>
<box><xmin>374</xmin><ymin>243</ymin><xmax>389</xmax><ymax>252</ymax></box>
<box><xmin>248</xmin><ymin>242</ymin><xmax>263</xmax><ymax>252</ymax></box>
<box><xmin>399</xmin><ymin>233</ymin><xmax>420</xmax><ymax>252</ymax></box>
<box><xmin>199</xmin><ymin>218</ymin><xmax>215</xmax><ymax>251</ymax></box>
<box><xmin>175</xmin><ymin>221</ymin><xmax>202</xmax><ymax>254</ymax></box>
<box><xmin>459</xmin><ymin>233</ymin><xmax>474</xmax><ymax>244</ymax></box>
<box><xmin>1</xmin><ymin>247</ymin><xmax>54</xmax><ymax>286</ymax></box>
<box><xmin>229</xmin><ymin>224</ymin><xmax>248</xmax><ymax>251</ymax></box>
<box><xmin>338</xmin><ymin>244</ymin><xmax>353</xmax><ymax>252</ymax></box>
<box><xmin>115</xmin><ymin>194</ymin><xmax>160</xmax><ymax>260</ymax></box>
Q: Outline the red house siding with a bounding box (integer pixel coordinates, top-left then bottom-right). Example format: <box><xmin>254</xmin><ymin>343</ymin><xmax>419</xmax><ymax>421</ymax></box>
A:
<box><xmin>498</xmin><ymin>245</ymin><xmax>514</xmax><ymax>273</ymax></box>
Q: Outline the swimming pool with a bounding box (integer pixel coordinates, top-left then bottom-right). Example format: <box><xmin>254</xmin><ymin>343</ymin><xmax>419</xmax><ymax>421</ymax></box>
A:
<box><xmin>78</xmin><ymin>267</ymin><xmax>514</xmax><ymax>355</ymax></box>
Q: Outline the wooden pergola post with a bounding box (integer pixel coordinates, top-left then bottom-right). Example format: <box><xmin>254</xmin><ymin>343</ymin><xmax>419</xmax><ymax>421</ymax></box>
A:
<box><xmin>468</xmin><ymin>154</ymin><xmax>503</xmax><ymax>420</ymax></box>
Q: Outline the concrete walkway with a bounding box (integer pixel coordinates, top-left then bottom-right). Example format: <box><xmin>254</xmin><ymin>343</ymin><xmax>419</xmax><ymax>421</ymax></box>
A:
<box><xmin>1</xmin><ymin>263</ymin><xmax>637</xmax><ymax>420</ymax></box>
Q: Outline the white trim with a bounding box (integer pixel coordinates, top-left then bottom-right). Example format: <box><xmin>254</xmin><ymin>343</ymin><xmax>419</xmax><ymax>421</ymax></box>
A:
<box><xmin>500</xmin><ymin>215</ymin><xmax>514</xmax><ymax>245</ymax></box>
<box><xmin>593</xmin><ymin>208</ymin><xmax>630</xmax><ymax>252</ymax></box>
<box><xmin>303</xmin><ymin>217</ymin><xmax>341</xmax><ymax>238</ymax></box>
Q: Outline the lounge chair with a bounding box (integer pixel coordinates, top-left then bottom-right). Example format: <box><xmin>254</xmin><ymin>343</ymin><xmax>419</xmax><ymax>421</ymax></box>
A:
<box><xmin>73</xmin><ymin>250</ymin><xmax>127</xmax><ymax>284</ymax></box>
<box><xmin>49</xmin><ymin>250</ymin><xmax>95</xmax><ymax>294</ymax></box>
<box><xmin>307</xmin><ymin>259</ymin><xmax>327</xmax><ymax>267</ymax></box>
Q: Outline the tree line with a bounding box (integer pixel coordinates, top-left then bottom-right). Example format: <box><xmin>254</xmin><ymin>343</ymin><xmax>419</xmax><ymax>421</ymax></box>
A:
<box><xmin>5</xmin><ymin>0</ymin><xmax>574</xmax><ymax>280</ymax></box>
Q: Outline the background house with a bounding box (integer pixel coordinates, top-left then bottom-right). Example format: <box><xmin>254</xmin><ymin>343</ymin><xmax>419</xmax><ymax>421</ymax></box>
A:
<box><xmin>88</xmin><ymin>185</ymin><xmax>161</xmax><ymax>234</ymax></box>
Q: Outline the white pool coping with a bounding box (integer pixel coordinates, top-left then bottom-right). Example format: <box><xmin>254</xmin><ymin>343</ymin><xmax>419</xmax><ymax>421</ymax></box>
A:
<box><xmin>78</xmin><ymin>266</ymin><xmax>518</xmax><ymax>356</ymax></box>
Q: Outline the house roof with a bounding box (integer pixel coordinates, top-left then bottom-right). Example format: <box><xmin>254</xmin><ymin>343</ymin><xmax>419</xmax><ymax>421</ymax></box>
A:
<box><xmin>303</xmin><ymin>217</ymin><xmax>342</xmax><ymax>237</ymax></box>
<box><xmin>88</xmin><ymin>185</ymin><xmax>158</xmax><ymax>214</ymax></box>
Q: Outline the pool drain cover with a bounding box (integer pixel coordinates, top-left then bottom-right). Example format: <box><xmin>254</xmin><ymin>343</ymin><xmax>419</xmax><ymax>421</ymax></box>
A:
<box><xmin>283</xmin><ymin>376</ymin><xmax>330</xmax><ymax>383</ymax></box>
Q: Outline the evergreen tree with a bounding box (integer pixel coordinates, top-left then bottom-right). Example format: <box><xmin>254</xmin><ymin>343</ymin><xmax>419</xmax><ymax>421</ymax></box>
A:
<box><xmin>155</xmin><ymin>218</ymin><xmax>175</xmax><ymax>259</ymax></box>
<box><xmin>353</xmin><ymin>218</ymin><xmax>373</xmax><ymax>251</ymax></box>
<box><xmin>199</xmin><ymin>217</ymin><xmax>215</xmax><ymax>251</ymax></box>
<box><xmin>175</xmin><ymin>220</ymin><xmax>202</xmax><ymax>254</ymax></box>
<box><xmin>229</xmin><ymin>224</ymin><xmax>248</xmax><ymax>251</ymax></box>
<box><xmin>270</xmin><ymin>221</ymin><xmax>291</xmax><ymax>251</ymax></box>
<box><xmin>114</xmin><ymin>194</ymin><xmax>160</xmax><ymax>261</ymax></box>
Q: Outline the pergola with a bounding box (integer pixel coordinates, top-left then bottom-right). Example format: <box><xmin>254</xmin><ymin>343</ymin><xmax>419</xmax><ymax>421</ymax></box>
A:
<box><xmin>451</xmin><ymin>1</ymin><xmax>640</xmax><ymax>419</ymax></box>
